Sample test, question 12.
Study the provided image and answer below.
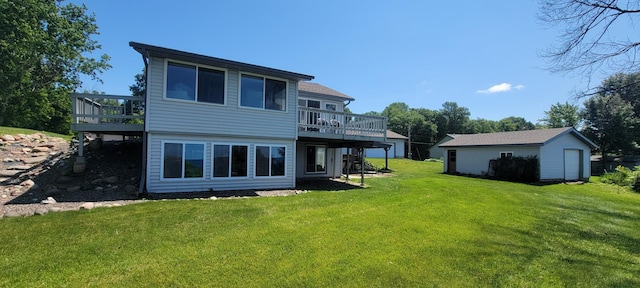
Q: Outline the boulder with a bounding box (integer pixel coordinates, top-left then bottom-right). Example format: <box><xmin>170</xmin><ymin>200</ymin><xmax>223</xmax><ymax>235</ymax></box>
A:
<box><xmin>41</xmin><ymin>197</ymin><xmax>57</xmax><ymax>204</ymax></box>
<box><xmin>104</xmin><ymin>176</ymin><xmax>118</xmax><ymax>184</ymax></box>
<box><xmin>1</xmin><ymin>135</ymin><xmax>15</xmax><ymax>141</ymax></box>
<box><xmin>33</xmin><ymin>146</ymin><xmax>50</xmax><ymax>153</ymax></box>
<box><xmin>22</xmin><ymin>156</ymin><xmax>47</xmax><ymax>164</ymax></box>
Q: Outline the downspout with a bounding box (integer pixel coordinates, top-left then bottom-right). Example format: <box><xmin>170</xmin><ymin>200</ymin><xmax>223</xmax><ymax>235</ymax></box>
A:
<box><xmin>138</xmin><ymin>51</ymin><xmax>149</xmax><ymax>195</ymax></box>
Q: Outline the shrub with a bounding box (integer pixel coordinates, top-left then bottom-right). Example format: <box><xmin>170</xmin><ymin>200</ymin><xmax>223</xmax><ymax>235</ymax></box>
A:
<box><xmin>602</xmin><ymin>165</ymin><xmax>640</xmax><ymax>193</ymax></box>
<box><xmin>488</xmin><ymin>155</ymin><xmax>539</xmax><ymax>183</ymax></box>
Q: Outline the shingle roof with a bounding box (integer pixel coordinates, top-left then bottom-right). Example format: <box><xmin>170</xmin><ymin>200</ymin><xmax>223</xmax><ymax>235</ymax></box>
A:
<box><xmin>130</xmin><ymin>42</ymin><xmax>314</xmax><ymax>81</ymax></box>
<box><xmin>439</xmin><ymin>127</ymin><xmax>597</xmax><ymax>148</ymax></box>
<box><xmin>386</xmin><ymin>130</ymin><xmax>408</xmax><ymax>139</ymax></box>
<box><xmin>298</xmin><ymin>82</ymin><xmax>355</xmax><ymax>101</ymax></box>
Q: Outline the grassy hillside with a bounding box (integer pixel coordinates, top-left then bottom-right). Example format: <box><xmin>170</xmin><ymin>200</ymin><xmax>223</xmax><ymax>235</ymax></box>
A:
<box><xmin>0</xmin><ymin>159</ymin><xmax>639</xmax><ymax>287</ymax></box>
<box><xmin>0</xmin><ymin>126</ymin><xmax>72</xmax><ymax>141</ymax></box>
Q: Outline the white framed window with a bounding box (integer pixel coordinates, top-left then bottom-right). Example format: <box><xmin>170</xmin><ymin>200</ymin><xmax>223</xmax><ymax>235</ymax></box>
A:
<box><xmin>500</xmin><ymin>152</ymin><xmax>513</xmax><ymax>159</ymax></box>
<box><xmin>255</xmin><ymin>145</ymin><xmax>286</xmax><ymax>177</ymax></box>
<box><xmin>212</xmin><ymin>144</ymin><xmax>248</xmax><ymax>178</ymax></box>
<box><xmin>161</xmin><ymin>142</ymin><xmax>205</xmax><ymax>180</ymax></box>
<box><xmin>240</xmin><ymin>74</ymin><xmax>287</xmax><ymax>111</ymax></box>
<box><xmin>306</xmin><ymin>145</ymin><xmax>326</xmax><ymax>173</ymax></box>
<box><xmin>165</xmin><ymin>60</ymin><xmax>226</xmax><ymax>104</ymax></box>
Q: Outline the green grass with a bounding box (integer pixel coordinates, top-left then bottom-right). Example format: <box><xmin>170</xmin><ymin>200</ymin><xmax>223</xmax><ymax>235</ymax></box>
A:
<box><xmin>0</xmin><ymin>126</ymin><xmax>72</xmax><ymax>141</ymax></box>
<box><xmin>1</xmin><ymin>159</ymin><xmax>639</xmax><ymax>287</ymax></box>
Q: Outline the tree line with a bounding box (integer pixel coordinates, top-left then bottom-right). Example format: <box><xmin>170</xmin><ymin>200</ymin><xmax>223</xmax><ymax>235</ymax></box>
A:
<box><xmin>371</xmin><ymin>72</ymin><xmax>640</xmax><ymax>160</ymax></box>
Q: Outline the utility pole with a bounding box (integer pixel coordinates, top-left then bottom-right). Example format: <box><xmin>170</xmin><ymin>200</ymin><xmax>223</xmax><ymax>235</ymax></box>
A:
<box><xmin>407</xmin><ymin>125</ymin><xmax>412</xmax><ymax>160</ymax></box>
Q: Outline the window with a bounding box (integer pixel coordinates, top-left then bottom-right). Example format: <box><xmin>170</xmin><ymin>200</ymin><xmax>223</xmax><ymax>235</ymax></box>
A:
<box><xmin>325</xmin><ymin>103</ymin><xmax>337</xmax><ymax>111</ymax></box>
<box><xmin>306</xmin><ymin>145</ymin><xmax>326</xmax><ymax>173</ymax></box>
<box><xmin>166</xmin><ymin>61</ymin><xmax>225</xmax><ymax>104</ymax></box>
<box><xmin>256</xmin><ymin>145</ymin><xmax>286</xmax><ymax>177</ymax></box>
<box><xmin>241</xmin><ymin>74</ymin><xmax>287</xmax><ymax>111</ymax></box>
<box><xmin>162</xmin><ymin>142</ymin><xmax>204</xmax><ymax>179</ymax></box>
<box><xmin>500</xmin><ymin>152</ymin><xmax>513</xmax><ymax>159</ymax></box>
<box><xmin>213</xmin><ymin>144</ymin><xmax>248</xmax><ymax>178</ymax></box>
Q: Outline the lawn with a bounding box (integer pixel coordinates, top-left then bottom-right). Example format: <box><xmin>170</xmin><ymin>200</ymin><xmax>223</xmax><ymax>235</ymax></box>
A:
<box><xmin>0</xmin><ymin>126</ymin><xmax>72</xmax><ymax>141</ymax></box>
<box><xmin>1</xmin><ymin>159</ymin><xmax>639</xmax><ymax>287</ymax></box>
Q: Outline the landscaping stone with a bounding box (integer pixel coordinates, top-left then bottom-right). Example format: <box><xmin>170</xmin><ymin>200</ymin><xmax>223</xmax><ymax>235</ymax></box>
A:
<box><xmin>104</xmin><ymin>176</ymin><xmax>118</xmax><ymax>184</ymax></box>
<box><xmin>8</xmin><ymin>165</ymin><xmax>32</xmax><ymax>170</ymax></box>
<box><xmin>125</xmin><ymin>184</ymin><xmax>136</xmax><ymax>194</ymax></box>
<box><xmin>66</xmin><ymin>186</ymin><xmax>81</xmax><ymax>193</ymax></box>
<box><xmin>34</xmin><ymin>207</ymin><xmax>48</xmax><ymax>215</ymax></box>
<box><xmin>48</xmin><ymin>207</ymin><xmax>62</xmax><ymax>213</ymax></box>
<box><xmin>1</xmin><ymin>135</ymin><xmax>15</xmax><ymax>141</ymax></box>
<box><xmin>80</xmin><ymin>202</ymin><xmax>94</xmax><ymax>210</ymax></box>
<box><xmin>41</xmin><ymin>197</ymin><xmax>57</xmax><ymax>204</ymax></box>
<box><xmin>33</xmin><ymin>146</ymin><xmax>50</xmax><ymax>153</ymax></box>
<box><xmin>0</xmin><ymin>170</ymin><xmax>19</xmax><ymax>177</ymax></box>
<box><xmin>55</xmin><ymin>176</ymin><xmax>73</xmax><ymax>184</ymax></box>
<box><xmin>22</xmin><ymin>156</ymin><xmax>47</xmax><ymax>164</ymax></box>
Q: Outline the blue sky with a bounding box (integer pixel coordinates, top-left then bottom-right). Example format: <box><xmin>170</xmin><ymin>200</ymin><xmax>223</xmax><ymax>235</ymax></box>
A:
<box><xmin>71</xmin><ymin>0</ymin><xmax>616</xmax><ymax>123</ymax></box>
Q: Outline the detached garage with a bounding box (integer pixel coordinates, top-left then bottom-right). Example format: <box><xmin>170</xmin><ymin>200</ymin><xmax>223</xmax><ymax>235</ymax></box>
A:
<box><xmin>439</xmin><ymin>127</ymin><xmax>597</xmax><ymax>182</ymax></box>
<box><xmin>364</xmin><ymin>130</ymin><xmax>407</xmax><ymax>158</ymax></box>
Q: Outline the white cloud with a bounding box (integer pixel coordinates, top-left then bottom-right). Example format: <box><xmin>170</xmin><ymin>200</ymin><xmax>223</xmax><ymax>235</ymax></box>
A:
<box><xmin>476</xmin><ymin>83</ymin><xmax>525</xmax><ymax>94</ymax></box>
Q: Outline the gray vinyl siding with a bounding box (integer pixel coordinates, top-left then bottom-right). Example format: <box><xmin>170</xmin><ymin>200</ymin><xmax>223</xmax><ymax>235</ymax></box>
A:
<box><xmin>146</xmin><ymin>57</ymin><xmax>298</xmax><ymax>140</ymax></box>
<box><xmin>539</xmin><ymin>134</ymin><xmax>591</xmax><ymax>180</ymax></box>
<box><xmin>445</xmin><ymin>146</ymin><xmax>540</xmax><ymax>176</ymax></box>
<box><xmin>146</xmin><ymin>133</ymin><xmax>295</xmax><ymax>193</ymax></box>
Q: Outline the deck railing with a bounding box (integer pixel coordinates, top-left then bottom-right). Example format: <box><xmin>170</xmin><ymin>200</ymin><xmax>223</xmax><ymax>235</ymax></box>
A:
<box><xmin>71</xmin><ymin>93</ymin><xmax>144</xmax><ymax>131</ymax></box>
<box><xmin>298</xmin><ymin>107</ymin><xmax>387</xmax><ymax>139</ymax></box>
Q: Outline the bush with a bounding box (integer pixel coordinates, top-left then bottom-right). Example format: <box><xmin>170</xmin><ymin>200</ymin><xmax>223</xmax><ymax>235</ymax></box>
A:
<box><xmin>488</xmin><ymin>155</ymin><xmax>539</xmax><ymax>183</ymax></box>
<box><xmin>602</xmin><ymin>165</ymin><xmax>640</xmax><ymax>193</ymax></box>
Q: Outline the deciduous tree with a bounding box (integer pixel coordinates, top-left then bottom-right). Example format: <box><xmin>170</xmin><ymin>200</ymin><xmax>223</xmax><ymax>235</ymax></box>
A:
<box><xmin>538</xmin><ymin>0</ymin><xmax>640</xmax><ymax>79</ymax></box>
<box><xmin>539</xmin><ymin>102</ymin><xmax>581</xmax><ymax>128</ymax></box>
<box><xmin>0</xmin><ymin>0</ymin><xmax>110</xmax><ymax>134</ymax></box>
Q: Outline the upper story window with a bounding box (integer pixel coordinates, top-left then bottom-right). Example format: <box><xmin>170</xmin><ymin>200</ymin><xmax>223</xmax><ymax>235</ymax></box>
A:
<box><xmin>240</xmin><ymin>74</ymin><xmax>287</xmax><ymax>111</ymax></box>
<box><xmin>166</xmin><ymin>61</ymin><xmax>225</xmax><ymax>104</ymax></box>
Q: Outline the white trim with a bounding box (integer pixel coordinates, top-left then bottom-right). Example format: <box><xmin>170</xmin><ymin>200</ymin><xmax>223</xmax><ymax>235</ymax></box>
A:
<box><xmin>238</xmin><ymin>72</ymin><xmax>289</xmax><ymax>112</ymax></box>
<box><xmin>254</xmin><ymin>144</ymin><xmax>288</xmax><ymax>178</ymax></box>
<box><xmin>160</xmin><ymin>141</ymin><xmax>207</xmax><ymax>181</ymax></box>
<box><xmin>211</xmin><ymin>142</ymin><xmax>250</xmax><ymax>180</ymax></box>
<box><xmin>163</xmin><ymin>59</ymin><xmax>228</xmax><ymax>106</ymax></box>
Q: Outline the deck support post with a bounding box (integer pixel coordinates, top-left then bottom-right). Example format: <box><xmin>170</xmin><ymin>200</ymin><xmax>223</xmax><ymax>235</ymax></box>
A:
<box><xmin>73</xmin><ymin>131</ymin><xmax>87</xmax><ymax>173</ymax></box>
<box><xmin>360</xmin><ymin>148</ymin><xmax>365</xmax><ymax>187</ymax></box>
<box><xmin>346</xmin><ymin>147</ymin><xmax>350</xmax><ymax>183</ymax></box>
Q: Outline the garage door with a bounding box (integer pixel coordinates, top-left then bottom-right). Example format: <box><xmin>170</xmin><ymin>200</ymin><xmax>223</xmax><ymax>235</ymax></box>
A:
<box><xmin>564</xmin><ymin>150</ymin><xmax>580</xmax><ymax>180</ymax></box>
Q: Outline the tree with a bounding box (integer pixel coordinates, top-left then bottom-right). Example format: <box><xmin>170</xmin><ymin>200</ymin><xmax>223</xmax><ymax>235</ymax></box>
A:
<box><xmin>539</xmin><ymin>102</ymin><xmax>581</xmax><ymax>128</ymax></box>
<box><xmin>436</xmin><ymin>102</ymin><xmax>470</xmax><ymax>138</ymax></box>
<box><xmin>0</xmin><ymin>0</ymin><xmax>110</xmax><ymax>134</ymax></box>
<box><xmin>498</xmin><ymin>117</ymin><xmax>535</xmax><ymax>132</ymax></box>
<box><xmin>125</xmin><ymin>71</ymin><xmax>146</xmax><ymax>122</ymax></box>
<box><xmin>538</xmin><ymin>0</ymin><xmax>640</xmax><ymax>78</ymax></box>
<box><xmin>464</xmin><ymin>118</ymin><xmax>498</xmax><ymax>134</ymax></box>
<box><xmin>582</xmin><ymin>94</ymin><xmax>639</xmax><ymax>156</ymax></box>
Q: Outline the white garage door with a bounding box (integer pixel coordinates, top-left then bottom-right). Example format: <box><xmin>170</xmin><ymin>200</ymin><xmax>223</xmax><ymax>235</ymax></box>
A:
<box><xmin>564</xmin><ymin>150</ymin><xmax>580</xmax><ymax>180</ymax></box>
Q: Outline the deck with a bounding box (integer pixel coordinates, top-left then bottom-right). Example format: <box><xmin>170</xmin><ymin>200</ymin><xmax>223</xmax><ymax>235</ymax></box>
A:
<box><xmin>297</xmin><ymin>107</ymin><xmax>387</xmax><ymax>142</ymax></box>
<box><xmin>71</xmin><ymin>93</ymin><xmax>144</xmax><ymax>134</ymax></box>
<box><xmin>70</xmin><ymin>94</ymin><xmax>387</xmax><ymax>142</ymax></box>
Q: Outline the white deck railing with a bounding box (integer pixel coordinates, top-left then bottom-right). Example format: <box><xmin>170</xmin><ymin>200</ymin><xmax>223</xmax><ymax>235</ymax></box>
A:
<box><xmin>71</xmin><ymin>93</ymin><xmax>144</xmax><ymax>131</ymax></box>
<box><xmin>298</xmin><ymin>107</ymin><xmax>387</xmax><ymax>139</ymax></box>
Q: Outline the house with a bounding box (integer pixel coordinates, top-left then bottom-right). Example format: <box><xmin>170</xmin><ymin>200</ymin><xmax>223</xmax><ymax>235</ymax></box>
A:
<box><xmin>429</xmin><ymin>134</ymin><xmax>458</xmax><ymax>159</ymax></box>
<box><xmin>70</xmin><ymin>42</ymin><xmax>387</xmax><ymax>193</ymax></box>
<box><xmin>591</xmin><ymin>155</ymin><xmax>640</xmax><ymax>175</ymax></box>
<box><xmin>364</xmin><ymin>130</ymin><xmax>407</xmax><ymax>158</ymax></box>
<box><xmin>439</xmin><ymin>127</ymin><xmax>597</xmax><ymax>181</ymax></box>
